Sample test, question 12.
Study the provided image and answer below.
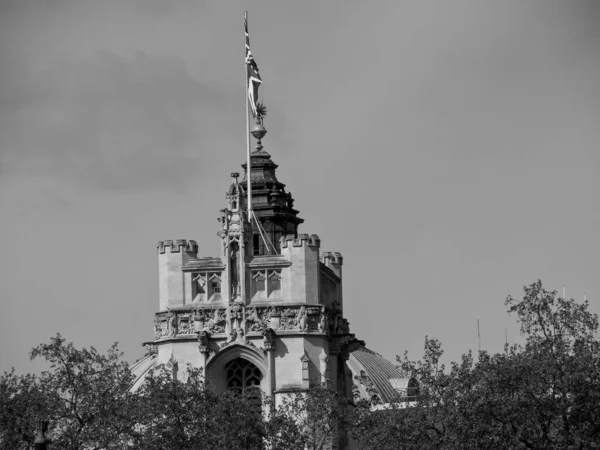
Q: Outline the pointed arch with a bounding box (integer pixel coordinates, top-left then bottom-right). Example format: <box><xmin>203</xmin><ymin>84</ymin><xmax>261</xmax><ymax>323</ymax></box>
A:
<box><xmin>205</xmin><ymin>344</ymin><xmax>271</xmax><ymax>397</ymax></box>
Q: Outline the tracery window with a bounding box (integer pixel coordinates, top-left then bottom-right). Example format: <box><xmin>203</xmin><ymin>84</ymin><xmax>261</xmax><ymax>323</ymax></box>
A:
<box><xmin>193</xmin><ymin>272</ymin><xmax>222</xmax><ymax>302</ymax></box>
<box><xmin>225</xmin><ymin>358</ymin><xmax>263</xmax><ymax>410</ymax></box>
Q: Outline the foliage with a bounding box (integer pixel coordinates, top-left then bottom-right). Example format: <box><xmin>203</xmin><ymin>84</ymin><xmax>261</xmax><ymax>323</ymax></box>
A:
<box><xmin>30</xmin><ymin>334</ymin><xmax>138</xmax><ymax>449</ymax></box>
<box><xmin>133</xmin><ymin>366</ymin><xmax>264</xmax><ymax>450</ymax></box>
<box><xmin>352</xmin><ymin>280</ymin><xmax>600</xmax><ymax>449</ymax></box>
<box><xmin>3</xmin><ymin>280</ymin><xmax>599</xmax><ymax>449</ymax></box>
<box><xmin>0</xmin><ymin>369</ymin><xmax>53</xmax><ymax>449</ymax></box>
<box><xmin>267</xmin><ymin>385</ymin><xmax>352</xmax><ymax>450</ymax></box>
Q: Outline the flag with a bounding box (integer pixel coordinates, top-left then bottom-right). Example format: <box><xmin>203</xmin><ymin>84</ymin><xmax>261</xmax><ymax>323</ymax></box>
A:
<box><xmin>245</xmin><ymin>12</ymin><xmax>262</xmax><ymax>116</ymax></box>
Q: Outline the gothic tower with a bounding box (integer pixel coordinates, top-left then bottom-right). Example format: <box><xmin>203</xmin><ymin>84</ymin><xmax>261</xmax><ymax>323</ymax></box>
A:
<box><xmin>130</xmin><ymin>121</ymin><xmax>415</xmax><ymax>450</ymax></box>
<box><xmin>134</xmin><ymin>123</ymin><xmax>364</xmax><ymax>409</ymax></box>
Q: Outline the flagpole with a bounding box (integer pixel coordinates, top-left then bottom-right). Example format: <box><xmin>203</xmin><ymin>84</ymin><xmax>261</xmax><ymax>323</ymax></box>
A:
<box><xmin>245</xmin><ymin>11</ymin><xmax>253</xmax><ymax>222</ymax></box>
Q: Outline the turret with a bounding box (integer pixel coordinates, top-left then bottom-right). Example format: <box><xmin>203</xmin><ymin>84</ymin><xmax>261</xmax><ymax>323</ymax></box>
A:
<box><xmin>321</xmin><ymin>252</ymin><xmax>343</xmax><ymax>279</ymax></box>
<box><xmin>157</xmin><ymin>239</ymin><xmax>198</xmax><ymax>310</ymax></box>
<box><xmin>280</xmin><ymin>234</ymin><xmax>321</xmax><ymax>304</ymax></box>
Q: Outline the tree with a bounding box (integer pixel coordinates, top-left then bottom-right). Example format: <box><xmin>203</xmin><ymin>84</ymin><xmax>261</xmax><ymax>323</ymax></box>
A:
<box><xmin>133</xmin><ymin>366</ymin><xmax>265</xmax><ymax>450</ymax></box>
<box><xmin>29</xmin><ymin>334</ymin><xmax>137</xmax><ymax>449</ymax></box>
<box><xmin>267</xmin><ymin>384</ymin><xmax>353</xmax><ymax>450</ymax></box>
<box><xmin>352</xmin><ymin>280</ymin><xmax>600</xmax><ymax>449</ymax></box>
<box><xmin>0</xmin><ymin>369</ymin><xmax>54</xmax><ymax>449</ymax></box>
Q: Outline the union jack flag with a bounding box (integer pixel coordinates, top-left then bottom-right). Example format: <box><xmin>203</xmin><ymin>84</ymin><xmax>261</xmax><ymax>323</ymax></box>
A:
<box><xmin>245</xmin><ymin>12</ymin><xmax>262</xmax><ymax>116</ymax></box>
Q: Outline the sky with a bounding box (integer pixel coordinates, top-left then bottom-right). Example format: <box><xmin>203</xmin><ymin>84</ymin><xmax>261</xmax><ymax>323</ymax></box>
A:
<box><xmin>1</xmin><ymin>0</ymin><xmax>599</xmax><ymax>374</ymax></box>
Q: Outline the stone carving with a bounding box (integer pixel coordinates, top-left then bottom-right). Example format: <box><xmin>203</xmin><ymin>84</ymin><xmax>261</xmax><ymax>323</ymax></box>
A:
<box><xmin>227</xmin><ymin>302</ymin><xmax>244</xmax><ymax>330</ymax></box>
<box><xmin>144</xmin><ymin>344</ymin><xmax>158</xmax><ymax>357</ymax></box>
<box><xmin>318</xmin><ymin>306</ymin><xmax>329</xmax><ymax>333</ymax></box>
<box><xmin>236</xmin><ymin>328</ymin><xmax>249</xmax><ymax>345</ymax></box>
<box><xmin>263</xmin><ymin>328</ymin><xmax>276</xmax><ymax>351</ymax></box>
<box><xmin>154</xmin><ymin>316</ymin><xmax>163</xmax><ymax>339</ymax></box>
<box><xmin>206</xmin><ymin>308</ymin><xmax>227</xmax><ymax>334</ymax></box>
<box><xmin>220</xmin><ymin>327</ymin><xmax>257</xmax><ymax>350</ymax></box>
<box><xmin>224</xmin><ymin>328</ymin><xmax>237</xmax><ymax>346</ymax></box>
<box><xmin>192</xmin><ymin>309</ymin><xmax>205</xmax><ymax>332</ymax></box>
<box><xmin>154</xmin><ymin>305</ymin><xmax>340</xmax><ymax>339</ymax></box>
<box><xmin>278</xmin><ymin>308</ymin><xmax>298</xmax><ymax>330</ymax></box>
<box><xmin>331</xmin><ymin>310</ymin><xmax>350</xmax><ymax>336</ymax></box>
<box><xmin>177</xmin><ymin>313</ymin><xmax>194</xmax><ymax>335</ymax></box>
<box><xmin>296</xmin><ymin>306</ymin><xmax>308</xmax><ymax>331</ymax></box>
<box><xmin>319</xmin><ymin>348</ymin><xmax>329</xmax><ymax>384</ymax></box>
<box><xmin>246</xmin><ymin>306</ymin><xmax>269</xmax><ymax>332</ymax></box>
<box><xmin>198</xmin><ymin>330</ymin><xmax>211</xmax><ymax>354</ymax></box>
<box><xmin>167</xmin><ymin>311</ymin><xmax>177</xmax><ymax>337</ymax></box>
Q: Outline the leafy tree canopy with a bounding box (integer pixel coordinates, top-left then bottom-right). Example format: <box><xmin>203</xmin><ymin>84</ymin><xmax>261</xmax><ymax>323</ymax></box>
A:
<box><xmin>2</xmin><ymin>280</ymin><xmax>599</xmax><ymax>449</ymax></box>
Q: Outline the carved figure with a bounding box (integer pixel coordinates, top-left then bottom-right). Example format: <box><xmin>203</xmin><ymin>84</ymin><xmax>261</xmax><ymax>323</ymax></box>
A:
<box><xmin>332</xmin><ymin>312</ymin><xmax>343</xmax><ymax>335</ymax></box>
<box><xmin>225</xmin><ymin>329</ymin><xmax>237</xmax><ymax>345</ymax></box>
<box><xmin>318</xmin><ymin>306</ymin><xmax>329</xmax><ymax>333</ymax></box>
<box><xmin>198</xmin><ymin>330</ymin><xmax>210</xmax><ymax>351</ymax></box>
<box><xmin>246</xmin><ymin>308</ymin><xmax>259</xmax><ymax>330</ymax></box>
<box><xmin>167</xmin><ymin>312</ymin><xmax>177</xmax><ymax>337</ymax></box>
<box><xmin>236</xmin><ymin>328</ymin><xmax>248</xmax><ymax>344</ymax></box>
<box><xmin>263</xmin><ymin>328</ymin><xmax>276</xmax><ymax>351</ymax></box>
<box><xmin>228</xmin><ymin>302</ymin><xmax>244</xmax><ymax>330</ymax></box>
<box><xmin>154</xmin><ymin>316</ymin><xmax>162</xmax><ymax>339</ymax></box>
<box><xmin>207</xmin><ymin>308</ymin><xmax>226</xmax><ymax>334</ymax></box>
<box><xmin>296</xmin><ymin>306</ymin><xmax>308</xmax><ymax>331</ymax></box>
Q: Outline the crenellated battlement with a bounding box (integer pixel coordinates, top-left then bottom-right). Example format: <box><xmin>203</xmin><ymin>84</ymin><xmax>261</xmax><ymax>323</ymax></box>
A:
<box><xmin>321</xmin><ymin>252</ymin><xmax>343</xmax><ymax>266</ymax></box>
<box><xmin>157</xmin><ymin>239</ymin><xmax>199</xmax><ymax>255</ymax></box>
<box><xmin>280</xmin><ymin>233</ymin><xmax>321</xmax><ymax>249</ymax></box>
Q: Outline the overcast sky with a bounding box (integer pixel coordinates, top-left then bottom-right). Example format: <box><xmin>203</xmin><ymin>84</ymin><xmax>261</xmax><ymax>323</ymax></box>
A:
<box><xmin>1</xmin><ymin>0</ymin><xmax>599</xmax><ymax>374</ymax></box>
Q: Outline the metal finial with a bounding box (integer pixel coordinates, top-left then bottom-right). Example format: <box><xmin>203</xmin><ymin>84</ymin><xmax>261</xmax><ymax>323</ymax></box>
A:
<box><xmin>251</xmin><ymin>123</ymin><xmax>267</xmax><ymax>152</ymax></box>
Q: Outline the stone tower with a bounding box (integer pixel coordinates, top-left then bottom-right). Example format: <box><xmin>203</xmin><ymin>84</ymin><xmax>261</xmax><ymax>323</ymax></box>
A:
<box><xmin>136</xmin><ymin>126</ymin><xmax>362</xmax><ymax>408</ymax></box>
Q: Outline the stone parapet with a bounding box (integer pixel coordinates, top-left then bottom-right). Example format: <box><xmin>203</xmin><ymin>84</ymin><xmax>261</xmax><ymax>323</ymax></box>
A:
<box><xmin>280</xmin><ymin>234</ymin><xmax>320</xmax><ymax>249</ymax></box>
<box><xmin>157</xmin><ymin>239</ymin><xmax>199</xmax><ymax>254</ymax></box>
<box><xmin>321</xmin><ymin>251</ymin><xmax>343</xmax><ymax>266</ymax></box>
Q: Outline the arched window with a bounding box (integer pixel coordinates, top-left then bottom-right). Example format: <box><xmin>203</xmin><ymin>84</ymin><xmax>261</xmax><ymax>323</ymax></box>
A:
<box><xmin>225</xmin><ymin>358</ymin><xmax>263</xmax><ymax>410</ymax></box>
<box><xmin>407</xmin><ymin>377</ymin><xmax>420</xmax><ymax>401</ymax></box>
